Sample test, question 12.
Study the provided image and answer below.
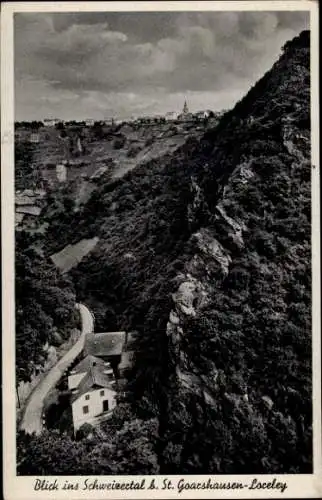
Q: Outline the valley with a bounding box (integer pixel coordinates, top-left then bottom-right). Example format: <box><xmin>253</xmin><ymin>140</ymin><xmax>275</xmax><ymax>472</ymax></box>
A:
<box><xmin>16</xmin><ymin>30</ymin><xmax>312</xmax><ymax>476</ymax></box>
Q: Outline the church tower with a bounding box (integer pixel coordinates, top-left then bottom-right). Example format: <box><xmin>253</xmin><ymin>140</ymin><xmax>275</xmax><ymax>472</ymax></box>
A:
<box><xmin>183</xmin><ymin>100</ymin><xmax>189</xmax><ymax>114</ymax></box>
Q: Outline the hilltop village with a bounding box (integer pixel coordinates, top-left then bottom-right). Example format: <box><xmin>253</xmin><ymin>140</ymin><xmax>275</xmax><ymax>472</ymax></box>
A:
<box><xmin>15</xmin><ymin>102</ymin><xmax>223</xmax><ymax>233</ymax></box>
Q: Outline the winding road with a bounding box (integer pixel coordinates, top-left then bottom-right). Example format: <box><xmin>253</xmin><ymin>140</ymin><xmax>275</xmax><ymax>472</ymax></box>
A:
<box><xmin>20</xmin><ymin>303</ymin><xmax>94</xmax><ymax>435</ymax></box>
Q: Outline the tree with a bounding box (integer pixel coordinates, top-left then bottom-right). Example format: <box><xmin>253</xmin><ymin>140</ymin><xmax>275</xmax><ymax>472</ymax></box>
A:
<box><xmin>15</xmin><ymin>233</ymin><xmax>77</xmax><ymax>382</ymax></box>
<box><xmin>55</xmin><ymin>121</ymin><xmax>65</xmax><ymax>131</ymax></box>
<box><xmin>15</xmin><ymin>141</ymin><xmax>35</xmax><ymax>190</ymax></box>
<box><xmin>98</xmin><ymin>418</ymin><xmax>160</xmax><ymax>474</ymax></box>
<box><xmin>17</xmin><ymin>430</ymin><xmax>94</xmax><ymax>475</ymax></box>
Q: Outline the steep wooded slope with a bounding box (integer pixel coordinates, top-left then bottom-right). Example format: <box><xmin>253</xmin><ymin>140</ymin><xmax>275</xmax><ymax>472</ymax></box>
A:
<box><xmin>159</xmin><ymin>29</ymin><xmax>311</xmax><ymax>474</ymax></box>
<box><xmin>16</xmin><ymin>232</ymin><xmax>78</xmax><ymax>383</ymax></box>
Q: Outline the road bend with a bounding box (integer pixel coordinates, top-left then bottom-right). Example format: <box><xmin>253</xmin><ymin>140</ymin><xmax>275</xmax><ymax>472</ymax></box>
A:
<box><xmin>20</xmin><ymin>303</ymin><xmax>94</xmax><ymax>435</ymax></box>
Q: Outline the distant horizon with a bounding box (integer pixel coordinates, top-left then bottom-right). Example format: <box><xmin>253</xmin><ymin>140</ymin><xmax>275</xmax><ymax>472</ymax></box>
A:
<box><xmin>15</xmin><ymin>105</ymin><xmax>227</xmax><ymax>123</ymax></box>
<box><xmin>15</xmin><ymin>11</ymin><xmax>309</xmax><ymax>121</ymax></box>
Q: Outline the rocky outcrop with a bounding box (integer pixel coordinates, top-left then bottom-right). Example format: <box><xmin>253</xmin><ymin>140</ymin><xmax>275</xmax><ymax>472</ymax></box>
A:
<box><xmin>282</xmin><ymin>114</ymin><xmax>310</xmax><ymax>164</ymax></box>
<box><xmin>167</xmin><ymin>202</ymin><xmax>238</xmax><ymax>396</ymax></box>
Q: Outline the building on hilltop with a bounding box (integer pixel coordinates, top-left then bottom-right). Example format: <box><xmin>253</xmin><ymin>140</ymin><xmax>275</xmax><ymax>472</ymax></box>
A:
<box><xmin>152</xmin><ymin>114</ymin><xmax>166</xmax><ymax>123</ymax></box>
<box><xmin>103</xmin><ymin>118</ymin><xmax>115</xmax><ymax>126</ymax></box>
<box><xmin>85</xmin><ymin>118</ymin><xmax>95</xmax><ymax>127</ymax></box>
<box><xmin>43</xmin><ymin>118</ymin><xmax>61</xmax><ymax>127</ymax></box>
<box><xmin>193</xmin><ymin>110</ymin><xmax>216</xmax><ymax>123</ymax></box>
<box><xmin>177</xmin><ymin>99</ymin><xmax>194</xmax><ymax>121</ymax></box>
<box><xmin>29</xmin><ymin>132</ymin><xmax>40</xmax><ymax>143</ymax></box>
<box><xmin>182</xmin><ymin>100</ymin><xmax>189</xmax><ymax>114</ymax></box>
<box><xmin>165</xmin><ymin>111</ymin><xmax>176</xmax><ymax>121</ymax></box>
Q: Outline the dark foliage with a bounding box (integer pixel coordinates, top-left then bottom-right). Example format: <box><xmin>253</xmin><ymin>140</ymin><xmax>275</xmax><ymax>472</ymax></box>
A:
<box><xmin>15</xmin><ymin>141</ymin><xmax>37</xmax><ymax>190</ymax></box>
<box><xmin>15</xmin><ymin>232</ymin><xmax>77</xmax><ymax>383</ymax></box>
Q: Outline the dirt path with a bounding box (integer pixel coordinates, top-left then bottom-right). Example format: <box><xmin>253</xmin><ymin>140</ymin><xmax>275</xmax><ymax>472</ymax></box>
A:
<box><xmin>20</xmin><ymin>303</ymin><xmax>94</xmax><ymax>435</ymax></box>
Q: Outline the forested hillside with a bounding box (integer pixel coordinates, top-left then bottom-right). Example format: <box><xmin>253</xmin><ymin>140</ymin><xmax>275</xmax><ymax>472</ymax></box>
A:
<box><xmin>15</xmin><ymin>141</ymin><xmax>37</xmax><ymax>190</ymax></box>
<box><xmin>16</xmin><ymin>232</ymin><xmax>77</xmax><ymax>383</ymax></box>
<box><xmin>17</xmin><ymin>30</ymin><xmax>312</xmax><ymax>474</ymax></box>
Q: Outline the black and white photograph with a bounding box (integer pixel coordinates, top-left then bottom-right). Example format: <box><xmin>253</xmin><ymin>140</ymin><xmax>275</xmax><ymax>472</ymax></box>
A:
<box><xmin>1</xmin><ymin>1</ymin><xmax>320</xmax><ymax>498</ymax></box>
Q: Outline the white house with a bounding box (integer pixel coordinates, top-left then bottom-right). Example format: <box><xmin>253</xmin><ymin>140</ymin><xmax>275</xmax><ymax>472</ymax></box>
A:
<box><xmin>165</xmin><ymin>111</ymin><xmax>176</xmax><ymax>121</ymax></box>
<box><xmin>85</xmin><ymin>118</ymin><xmax>95</xmax><ymax>127</ymax></box>
<box><xmin>67</xmin><ymin>331</ymin><xmax>136</xmax><ymax>432</ymax></box>
<box><xmin>29</xmin><ymin>132</ymin><xmax>40</xmax><ymax>143</ymax></box>
<box><xmin>104</xmin><ymin>118</ymin><xmax>115</xmax><ymax>126</ymax></box>
<box><xmin>194</xmin><ymin>110</ymin><xmax>213</xmax><ymax>120</ymax></box>
<box><xmin>44</xmin><ymin>118</ymin><xmax>60</xmax><ymax>127</ymax></box>
<box><xmin>69</xmin><ymin>355</ymin><xmax>117</xmax><ymax>432</ymax></box>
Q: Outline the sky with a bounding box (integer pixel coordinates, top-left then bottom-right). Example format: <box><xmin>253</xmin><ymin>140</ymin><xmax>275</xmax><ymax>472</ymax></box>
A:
<box><xmin>14</xmin><ymin>10</ymin><xmax>309</xmax><ymax>121</ymax></box>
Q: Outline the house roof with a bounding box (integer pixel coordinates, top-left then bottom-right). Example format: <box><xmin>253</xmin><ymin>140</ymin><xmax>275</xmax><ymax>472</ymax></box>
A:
<box><xmin>84</xmin><ymin>331</ymin><xmax>126</xmax><ymax>357</ymax></box>
<box><xmin>21</xmin><ymin>189</ymin><xmax>37</xmax><ymax>197</ymax></box>
<box><xmin>16</xmin><ymin>205</ymin><xmax>42</xmax><ymax>216</ymax></box>
<box><xmin>34</xmin><ymin>189</ymin><xmax>46</xmax><ymax>197</ymax></box>
<box><xmin>70</xmin><ymin>355</ymin><xmax>106</xmax><ymax>376</ymax></box>
<box><xmin>91</xmin><ymin>365</ymin><xmax>114</xmax><ymax>387</ymax></box>
<box><xmin>15</xmin><ymin>213</ymin><xmax>25</xmax><ymax>225</ymax></box>
<box><xmin>71</xmin><ymin>364</ymin><xmax>115</xmax><ymax>403</ymax></box>
<box><xmin>16</xmin><ymin>196</ymin><xmax>36</xmax><ymax>206</ymax></box>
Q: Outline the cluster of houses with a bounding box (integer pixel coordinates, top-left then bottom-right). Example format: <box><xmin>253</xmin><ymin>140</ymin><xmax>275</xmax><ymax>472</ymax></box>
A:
<box><xmin>15</xmin><ymin>103</ymin><xmax>222</xmax><ymax>145</ymax></box>
<box><xmin>15</xmin><ymin>129</ymin><xmax>40</xmax><ymax>144</ymax></box>
<box><xmin>15</xmin><ymin>188</ymin><xmax>46</xmax><ymax>229</ymax></box>
<box><xmin>126</xmin><ymin>102</ymin><xmax>218</xmax><ymax>126</ymax></box>
<box><xmin>67</xmin><ymin>329</ymin><xmax>135</xmax><ymax>432</ymax></box>
<box><xmin>43</xmin><ymin>118</ymin><xmax>61</xmax><ymax>128</ymax></box>
<box><xmin>42</xmin><ymin>118</ymin><xmax>115</xmax><ymax>128</ymax></box>
<box><xmin>15</xmin><ymin>118</ymin><xmax>115</xmax><ymax>146</ymax></box>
